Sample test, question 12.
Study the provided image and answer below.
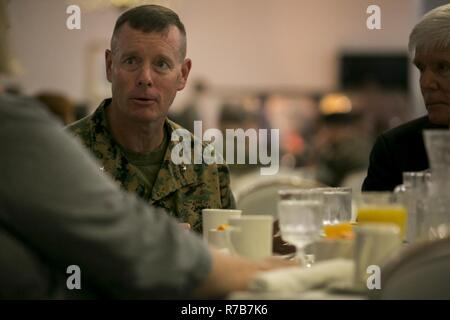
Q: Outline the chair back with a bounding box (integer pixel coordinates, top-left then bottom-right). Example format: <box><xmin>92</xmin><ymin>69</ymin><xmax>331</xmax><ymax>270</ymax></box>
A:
<box><xmin>377</xmin><ymin>237</ymin><xmax>450</xmax><ymax>299</ymax></box>
<box><xmin>234</xmin><ymin>171</ymin><xmax>325</xmax><ymax>217</ymax></box>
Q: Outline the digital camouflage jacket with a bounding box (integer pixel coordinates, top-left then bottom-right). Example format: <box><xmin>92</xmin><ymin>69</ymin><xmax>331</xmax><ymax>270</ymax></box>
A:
<box><xmin>67</xmin><ymin>99</ymin><xmax>236</xmax><ymax>232</ymax></box>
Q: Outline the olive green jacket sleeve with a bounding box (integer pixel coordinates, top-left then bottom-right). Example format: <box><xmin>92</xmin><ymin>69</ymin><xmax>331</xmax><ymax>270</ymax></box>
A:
<box><xmin>0</xmin><ymin>94</ymin><xmax>212</xmax><ymax>298</ymax></box>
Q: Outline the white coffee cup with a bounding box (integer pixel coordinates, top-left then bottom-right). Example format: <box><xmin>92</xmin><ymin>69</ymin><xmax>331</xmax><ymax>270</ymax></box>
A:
<box><xmin>202</xmin><ymin>209</ymin><xmax>242</xmax><ymax>241</ymax></box>
<box><xmin>227</xmin><ymin>215</ymin><xmax>273</xmax><ymax>261</ymax></box>
<box><xmin>207</xmin><ymin>229</ymin><xmax>230</xmax><ymax>251</ymax></box>
<box><xmin>353</xmin><ymin>223</ymin><xmax>402</xmax><ymax>288</ymax></box>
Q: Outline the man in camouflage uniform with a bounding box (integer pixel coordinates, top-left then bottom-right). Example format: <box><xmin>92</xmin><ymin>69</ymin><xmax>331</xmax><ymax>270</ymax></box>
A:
<box><xmin>68</xmin><ymin>5</ymin><xmax>235</xmax><ymax>232</ymax></box>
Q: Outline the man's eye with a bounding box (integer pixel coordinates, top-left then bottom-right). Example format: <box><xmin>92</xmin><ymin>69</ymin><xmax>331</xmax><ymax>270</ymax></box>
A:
<box><xmin>437</xmin><ymin>62</ymin><xmax>450</xmax><ymax>73</ymax></box>
<box><xmin>124</xmin><ymin>57</ymin><xmax>136</xmax><ymax>65</ymax></box>
<box><xmin>155</xmin><ymin>60</ymin><xmax>170</xmax><ymax>71</ymax></box>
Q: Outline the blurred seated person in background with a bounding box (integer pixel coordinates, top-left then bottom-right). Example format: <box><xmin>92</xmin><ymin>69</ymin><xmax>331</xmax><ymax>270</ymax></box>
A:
<box><xmin>264</xmin><ymin>94</ymin><xmax>319</xmax><ymax>169</ymax></box>
<box><xmin>35</xmin><ymin>91</ymin><xmax>76</xmax><ymax>125</ymax></box>
<box><xmin>169</xmin><ymin>78</ymin><xmax>220</xmax><ymax>132</ymax></box>
<box><xmin>67</xmin><ymin>5</ymin><xmax>235</xmax><ymax>232</ymax></box>
<box><xmin>314</xmin><ymin>112</ymin><xmax>371</xmax><ymax>187</ymax></box>
<box><xmin>168</xmin><ymin>80</ymin><xmax>202</xmax><ymax>133</ymax></box>
<box><xmin>362</xmin><ymin>3</ymin><xmax>450</xmax><ymax>191</ymax></box>
<box><xmin>219</xmin><ymin>102</ymin><xmax>262</xmax><ymax>179</ymax></box>
<box><xmin>218</xmin><ymin>102</ymin><xmax>296</xmax><ymax>255</ymax></box>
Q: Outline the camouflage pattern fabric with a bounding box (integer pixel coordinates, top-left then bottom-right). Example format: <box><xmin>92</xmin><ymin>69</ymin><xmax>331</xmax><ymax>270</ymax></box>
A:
<box><xmin>67</xmin><ymin>99</ymin><xmax>236</xmax><ymax>233</ymax></box>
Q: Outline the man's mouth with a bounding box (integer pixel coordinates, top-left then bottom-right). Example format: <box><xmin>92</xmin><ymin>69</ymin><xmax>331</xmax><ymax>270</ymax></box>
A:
<box><xmin>131</xmin><ymin>97</ymin><xmax>157</xmax><ymax>104</ymax></box>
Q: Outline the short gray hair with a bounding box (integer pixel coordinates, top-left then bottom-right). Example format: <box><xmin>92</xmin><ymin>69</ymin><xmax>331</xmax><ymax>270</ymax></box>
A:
<box><xmin>111</xmin><ymin>5</ymin><xmax>187</xmax><ymax>60</ymax></box>
<box><xmin>409</xmin><ymin>4</ymin><xmax>450</xmax><ymax>56</ymax></box>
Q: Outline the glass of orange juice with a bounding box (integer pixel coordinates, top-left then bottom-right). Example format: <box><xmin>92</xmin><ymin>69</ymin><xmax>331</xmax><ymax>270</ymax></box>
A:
<box><xmin>356</xmin><ymin>192</ymin><xmax>408</xmax><ymax>240</ymax></box>
<box><xmin>318</xmin><ymin>187</ymin><xmax>353</xmax><ymax>239</ymax></box>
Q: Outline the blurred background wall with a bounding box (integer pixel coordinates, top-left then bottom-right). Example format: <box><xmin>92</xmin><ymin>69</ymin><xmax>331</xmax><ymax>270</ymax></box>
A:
<box><xmin>7</xmin><ymin>0</ymin><xmax>422</xmax><ymax>109</ymax></box>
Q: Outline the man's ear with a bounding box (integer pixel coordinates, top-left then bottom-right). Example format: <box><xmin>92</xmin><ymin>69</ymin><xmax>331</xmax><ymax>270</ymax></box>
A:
<box><xmin>177</xmin><ymin>58</ymin><xmax>192</xmax><ymax>91</ymax></box>
<box><xmin>105</xmin><ymin>49</ymin><xmax>113</xmax><ymax>83</ymax></box>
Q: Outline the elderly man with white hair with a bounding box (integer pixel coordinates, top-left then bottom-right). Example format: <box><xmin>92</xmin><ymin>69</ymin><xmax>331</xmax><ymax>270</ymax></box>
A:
<box><xmin>363</xmin><ymin>3</ymin><xmax>450</xmax><ymax>192</ymax></box>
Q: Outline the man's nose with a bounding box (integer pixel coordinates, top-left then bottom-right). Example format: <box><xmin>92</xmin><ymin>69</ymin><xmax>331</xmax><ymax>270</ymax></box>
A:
<box><xmin>420</xmin><ymin>69</ymin><xmax>438</xmax><ymax>91</ymax></box>
<box><xmin>136</xmin><ymin>66</ymin><xmax>153</xmax><ymax>87</ymax></box>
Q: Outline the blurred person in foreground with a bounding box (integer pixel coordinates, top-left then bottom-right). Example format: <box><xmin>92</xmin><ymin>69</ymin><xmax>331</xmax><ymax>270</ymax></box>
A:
<box><xmin>67</xmin><ymin>5</ymin><xmax>235</xmax><ymax>233</ymax></box>
<box><xmin>362</xmin><ymin>4</ymin><xmax>450</xmax><ymax>191</ymax></box>
<box><xmin>0</xmin><ymin>0</ymin><xmax>293</xmax><ymax>299</ymax></box>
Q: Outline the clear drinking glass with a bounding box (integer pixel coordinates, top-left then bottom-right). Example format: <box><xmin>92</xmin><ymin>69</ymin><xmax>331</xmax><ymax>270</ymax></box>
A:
<box><xmin>316</xmin><ymin>187</ymin><xmax>353</xmax><ymax>239</ymax></box>
<box><xmin>394</xmin><ymin>171</ymin><xmax>429</xmax><ymax>243</ymax></box>
<box><xmin>423</xmin><ymin>130</ymin><xmax>450</xmax><ymax>239</ymax></box>
<box><xmin>277</xmin><ymin>189</ymin><xmax>324</xmax><ymax>267</ymax></box>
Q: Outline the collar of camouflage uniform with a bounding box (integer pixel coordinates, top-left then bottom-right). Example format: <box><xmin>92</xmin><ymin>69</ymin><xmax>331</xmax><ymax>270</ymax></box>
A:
<box><xmin>86</xmin><ymin>99</ymin><xmax>205</xmax><ymax>202</ymax></box>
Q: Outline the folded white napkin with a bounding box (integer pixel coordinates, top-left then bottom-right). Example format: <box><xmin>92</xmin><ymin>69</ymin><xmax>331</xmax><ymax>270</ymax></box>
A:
<box><xmin>249</xmin><ymin>259</ymin><xmax>354</xmax><ymax>292</ymax></box>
